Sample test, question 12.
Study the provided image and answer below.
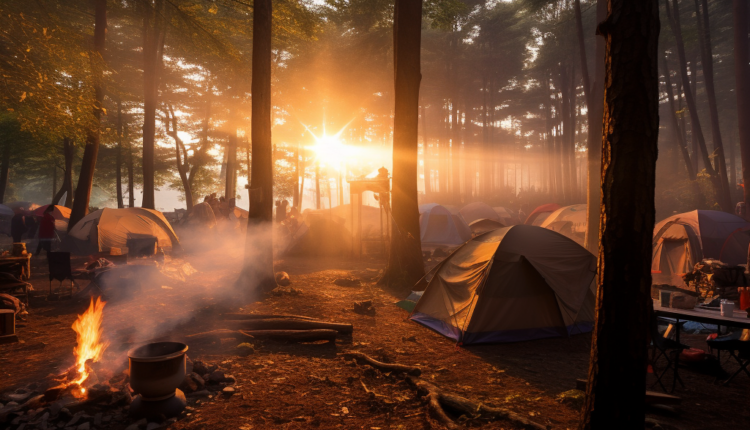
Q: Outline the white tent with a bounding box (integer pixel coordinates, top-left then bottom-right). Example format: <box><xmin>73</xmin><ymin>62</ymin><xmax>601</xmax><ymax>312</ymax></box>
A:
<box><xmin>64</xmin><ymin>208</ymin><xmax>180</xmax><ymax>255</ymax></box>
<box><xmin>419</xmin><ymin>204</ymin><xmax>472</xmax><ymax>247</ymax></box>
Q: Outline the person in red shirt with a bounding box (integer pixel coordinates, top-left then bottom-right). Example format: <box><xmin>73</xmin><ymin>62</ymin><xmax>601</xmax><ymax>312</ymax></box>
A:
<box><xmin>35</xmin><ymin>205</ymin><xmax>56</xmax><ymax>257</ymax></box>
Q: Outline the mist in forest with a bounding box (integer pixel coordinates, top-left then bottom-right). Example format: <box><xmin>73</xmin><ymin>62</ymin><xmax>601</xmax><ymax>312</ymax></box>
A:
<box><xmin>0</xmin><ymin>0</ymin><xmax>745</xmax><ymax>222</ymax></box>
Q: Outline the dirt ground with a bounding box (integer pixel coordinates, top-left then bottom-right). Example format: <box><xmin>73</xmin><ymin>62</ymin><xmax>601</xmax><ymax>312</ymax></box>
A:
<box><xmin>1</xmin><ymin>242</ymin><xmax>749</xmax><ymax>430</ymax></box>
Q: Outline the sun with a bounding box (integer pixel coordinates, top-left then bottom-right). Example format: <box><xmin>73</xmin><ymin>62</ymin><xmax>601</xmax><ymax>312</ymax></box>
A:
<box><xmin>303</xmin><ymin>122</ymin><xmax>357</xmax><ymax>170</ymax></box>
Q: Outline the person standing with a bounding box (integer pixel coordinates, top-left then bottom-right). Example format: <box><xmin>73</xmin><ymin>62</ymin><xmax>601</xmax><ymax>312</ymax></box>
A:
<box><xmin>10</xmin><ymin>208</ymin><xmax>28</xmax><ymax>243</ymax></box>
<box><xmin>35</xmin><ymin>205</ymin><xmax>56</xmax><ymax>257</ymax></box>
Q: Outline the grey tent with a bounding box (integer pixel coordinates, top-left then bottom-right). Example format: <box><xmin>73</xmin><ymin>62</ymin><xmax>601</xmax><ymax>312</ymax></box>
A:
<box><xmin>410</xmin><ymin>225</ymin><xmax>596</xmax><ymax>344</ymax></box>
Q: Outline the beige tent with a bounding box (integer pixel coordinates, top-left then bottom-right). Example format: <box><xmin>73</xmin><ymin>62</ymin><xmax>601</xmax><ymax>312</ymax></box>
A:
<box><xmin>64</xmin><ymin>208</ymin><xmax>180</xmax><ymax>255</ymax></box>
<box><xmin>410</xmin><ymin>225</ymin><xmax>596</xmax><ymax>344</ymax></box>
<box><xmin>540</xmin><ymin>204</ymin><xmax>587</xmax><ymax>246</ymax></box>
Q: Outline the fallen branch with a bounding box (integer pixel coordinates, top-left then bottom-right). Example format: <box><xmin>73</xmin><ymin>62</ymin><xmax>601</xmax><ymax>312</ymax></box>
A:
<box><xmin>223</xmin><ymin>313</ymin><xmax>317</xmax><ymax>321</ymax></box>
<box><xmin>225</xmin><ymin>319</ymin><xmax>353</xmax><ymax>334</ymax></box>
<box><xmin>406</xmin><ymin>377</ymin><xmax>547</xmax><ymax>430</ymax></box>
<box><xmin>342</xmin><ymin>352</ymin><xmax>421</xmax><ymax>376</ymax></box>
<box><xmin>239</xmin><ymin>329</ymin><xmax>337</xmax><ymax>343</ymax></box>
<box><xmin>186</xmin><ymin>329</ymin><xmax>255</xmax><ymax>344</ymax></box>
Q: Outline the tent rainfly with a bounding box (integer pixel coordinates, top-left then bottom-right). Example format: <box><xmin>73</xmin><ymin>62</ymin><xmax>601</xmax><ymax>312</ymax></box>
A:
<box><xmin>540</xmin><ymin>204</ymin><xmax>587</xmax><ymax>246</ymax></box>
<box><xmin>419</xmin><ymin>204</ymin><xmax>472</xmax><ymax>247</ymax></box>
<box><xmin>525</xmin><ymin>203</ymin><xmax>561</xmax><ymax>226</ymax></box>
<box><xmin>410</xmin><ymin>225</ymin><xmax>596</xmax><ymax>344</ymax></box>
<box><xmin>459</xmin><ymin>202</ymin><xmax>501</xmax><ymax>225</ymax></box>
<box><xmin>652</xmin><ymin>210</ymin><xmax>750</xmax><ymax>287</ymax></box>
<box><xmin>64</xmin><ymin>208</ymin><xmax>181</xmax><ymax>255</ymax></box>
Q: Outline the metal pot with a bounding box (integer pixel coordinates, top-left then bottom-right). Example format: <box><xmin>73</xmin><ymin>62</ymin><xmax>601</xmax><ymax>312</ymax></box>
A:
<box><xmin>128</xmin><ymin>342</ymin><xmax>188</xmax><ymax>401</ymax></box>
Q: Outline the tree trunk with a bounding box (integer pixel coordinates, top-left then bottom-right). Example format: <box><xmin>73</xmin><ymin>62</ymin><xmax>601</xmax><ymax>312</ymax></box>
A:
<box><xmin>661</xmin><ymin>52</ymin><xmax>695</xmax><ymax>180</ymax></box>
<box><xmin>226</xmin><ymin>133</ymin><xmax>237</xmax><ymax>200</ymax></box>
<box><xmin>666</xmin><ymin>0</ymin><xmax>730</xmax><ymax>211</ymax></box>
<box><xmin>141</xmin><ymin>0</ymin><xmax>167</xmax><ymax>210</ymax></box>
<box><xmin>116</xmin><ymin>100</ymin><xmax>124</xmax><ymax>208</ymax></box>
<box><xmin>579</xmin><ymin>0</ymin><xmax>659</xmax><ymax>428</ymax></box>
<box><xmin>241</xmin><ymin>0</ymin><xmax>276</xmax><ymax>293</ymax></box>
<box><xmin>293</xmin><ymin>142</ymin><xmax>300</xmax><ymax>209</ymax></box>
<box><xmin>68</xmin><ymin>0</ymin><xmax>106</xmax><ymax>230</ymax></box>
<box><xmin>580</xmin><ymin>0</ymin><xmax>607</xmax><ymax>255</ymax></box>
<box><xmin>735</xmin><ymin>0</ymin><xmax>750</xmax><ymax>215</ymax></box>
<box><xmin>314</xmin><ymin>164</ymin><xmax>321</xmax><ymax>209</ymax></box>
<box><xmin>127</xmin><ymin>126</ymin><xmax>135</xmax><ymax>208</ymax></box>
<box><xmin>381</xmin><ymin>0</ymin><xmax>425</xmax><ymax>290</ymax></box>
<box><xmin>0</xmin><ymin>141</ymin><xmax>10</xmax><ymax>204</ymax></box>
<box><xmin>559</xmin><ymin>65</ymin><xmax>572</xmax><ymax>203</ymax></box>
<box><xmin>166</xmin><ymin>105</ymin><xmax>194</xmax><ymax>210</ymax></box>
<box><xmin>52</xmin><ymin>137</ymin><xmax>75</xmax><ymax>207</ymax></box>
<box><xmin>695</xmin><ymin>0</ymin><xmax>732</xmax><ymax>209</ymax></box>
<box><xmin>421</xmin><ymin>103</ymin><xmax>431</xmax><ymax>198</ymax></box>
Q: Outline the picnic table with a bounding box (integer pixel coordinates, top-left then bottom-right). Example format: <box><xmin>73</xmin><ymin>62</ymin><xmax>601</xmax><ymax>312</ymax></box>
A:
<box><xmin>0</xmin><ymin>254</ymin><xmax>32</xmax><ymax>281</ymax></box>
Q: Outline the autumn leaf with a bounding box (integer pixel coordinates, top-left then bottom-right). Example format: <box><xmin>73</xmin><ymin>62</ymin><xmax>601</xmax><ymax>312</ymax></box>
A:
<box><xmin>19</xmin><ymin>92</ymin><xmax>26</xmax><ymax>102</ymax></box>
<box><xmin>209</xmin><ymin>4</ymin><xmax>218</xmax><ymax>14</ymax></box>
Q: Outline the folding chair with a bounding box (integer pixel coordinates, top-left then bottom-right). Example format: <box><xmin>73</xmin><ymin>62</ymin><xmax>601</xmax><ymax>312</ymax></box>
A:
<box><xmin>707</xmin><ymin>330</ymin><xmax>750</xmax><ymax>385</ymax></box>
<box><xmin>650</xmin><ymin>314</ymin><xmax>689</xmax><ymax>393</ymax></box>
<box><xmin>47</xmin><ymin>252</ymin><xmax>79</xmax><ymax>297</ymax></box>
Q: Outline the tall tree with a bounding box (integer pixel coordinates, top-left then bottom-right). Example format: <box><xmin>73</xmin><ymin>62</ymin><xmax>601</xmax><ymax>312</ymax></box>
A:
<box><xmin>579</xmin><ymin>0</ymin><xmax>660</xmax><ymax>428</ymax></box>
<box><xmin>240</xmin><ymin>0</ymin><xmax>276</xmax><ymax>293</ymax></box>
<box><xmin>735</xmin><ymin>0</ymin><xmax>750</xmax><ymax>214</ymax></box>
<box><xmin>381</xmin><ymin>0</ymin><xmax>425</xmax><ymax>289</ymax></box>
<box><xmin>141</xmin><ymin>0</ymin><xmax>168</xmax><ymax>209</ymax></box>
<box><xmin>51</xmin><ymin>137</ymin><xmax>75</xmax><ymax>207</ymax></box>
<box><xmin>68</xmin><ymin>0</ymin><xmax>106</xmax><ymax>230</ymax></box>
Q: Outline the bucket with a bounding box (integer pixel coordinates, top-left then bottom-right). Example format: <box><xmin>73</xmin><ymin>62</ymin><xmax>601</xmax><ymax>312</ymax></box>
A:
<box><xmin>128</xmin><ymin>342</ymin><xmax>188</xmax><ymax>401</ymax></box>
<box><xmin>0</xmin><ymin>309</ymin><xmax>15</xmax><ymax>336</ymax></box>
<box><xmin>721</xmin><ymin>300</ymin><xmax>735</xmax><ymax>318</ymax></box>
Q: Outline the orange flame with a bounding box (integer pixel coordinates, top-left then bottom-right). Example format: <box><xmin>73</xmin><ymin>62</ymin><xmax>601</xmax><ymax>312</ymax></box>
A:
<box><xmin>71</xmin><ymin>297</ymin><xmax>109</xmax><ymax>393</ymax></box>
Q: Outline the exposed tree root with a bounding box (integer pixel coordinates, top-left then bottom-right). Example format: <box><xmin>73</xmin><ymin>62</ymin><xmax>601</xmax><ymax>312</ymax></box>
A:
<box><xmin>342</xmin><ymin>352</ymin><xmax>421</xmax><ymax>376</ymax></box>
<box><xmin>239</xmin><ymin>329</ymin><xmax>337</xmax><ymax>343</ymax></box>
<box><xmin>225</xmin><ymin>318</ymin><xmax>353</xmax><ymax>334</ymax></box>
<box><xmin>222</xmin><ymin>313</ymin><xmax>317</xmax><ymax>321</ymax></box>
<box><xmin>406</xmin><ymin>377</ymin><xmax>548</xmax><ymax>430</ymax></box>
<box><xmin>186</xmin><ymin>329</ymin><xmax>255</xmax><ymax>344</ymax></box>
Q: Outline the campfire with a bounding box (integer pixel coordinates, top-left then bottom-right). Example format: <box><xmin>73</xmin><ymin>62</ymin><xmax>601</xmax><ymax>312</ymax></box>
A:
<box><xmin>69</xmin><ymin>297</ymin><xmax>108</xmax><ymax>395</ymax></box>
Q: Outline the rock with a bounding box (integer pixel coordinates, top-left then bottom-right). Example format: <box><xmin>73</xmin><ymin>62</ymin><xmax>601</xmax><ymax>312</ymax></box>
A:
<box><xmin>333</xmin><ymin>278</ymin><xmax>361</xmax><ymax>287</ymax></box>
<box><xmin>102</xmin><ymin>415</ymin><xmax>112</xmax><ymax>423</ymax></box>
<box><xmin>185</xmin><ymin>390</ymin><xmax>210</xmax><ymax>398</ymax></box>
<box><xmin>275</xmin><ymin>272</ymin><xmax>291</xmax><ymax>286</ymax></box>
<box><xmin>236</xmin><ymin>343</ymin><xmax>254</xmax><ymax>357</ymax></box>
<box><xmin>208</xmin><ymin>370</ymin><xmax>225</xmax><ymax>384</ymax></box>
<box><xmin>353</xmin><ymin>300</ymin><xmax>376</xmax><ymax>316</ymax></box>
<box><xmin>223</xmin><ymin>374</ymin><xmax>236</xmax><ymax>384</ymax></box>
<box><xmin>4</xmin><ymin>391</ymin><xmax>32</xmax><ymax>403</ymax></box>
<box><xmin>222</xmin><ymin>387</ymin><xmax>235</xmax><ymax>395</ymax></box>
<box><xmin>93</xmin><ymin>413</ymin><xmax>102</xmax><ymax>427</ymax></box>
<box><xmin>179</xmin><ymin>375</ymin><xmax>198</xmax><ymax>393</ymax></box>
<box><xmin>185</xmin><ymin>355</ymin><xmax>193</xmax><ymax>374</ymax></box>
<box><xmin>77</xmin><ymin>422</ymin><xmax>90</xmax><ymax>430</ymax></box>
<box><xmin>124</xmin><ymin>424</ymin><xmax>139</xmax><ymax>430</ymax></box>
<box><xmin>146</xmin><ymin>423</ymin><xmax>160</xmax><ymax>430</ymax></box>
<box><xmin>65</xmin><ymin>412</ymin><xmax>82</xmax><ymax>427</ymax></box>
<box><xmin>43</xmin><ymin>386</ymin><xmax>66</xmax><ymax>402</ymax></box>
<box><xmin>192</xmin><ymin>361</ymin><xmax>208</xmax><ymax>376</ymax></box>
<box><xmin>190</xmin><ymin>373</ymin><xmax>205</xmax><ymax>389</ymax></box>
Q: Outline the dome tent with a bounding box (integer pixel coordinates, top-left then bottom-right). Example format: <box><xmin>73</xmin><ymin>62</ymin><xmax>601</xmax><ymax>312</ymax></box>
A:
<box><xmin>525</xmin><ymin>203</ymin><xmax>561</xmax><ymax>226</ymax></box>
<box><xmin>419</xmin><ymin>204</ymin><xmax>472</xmax><ymax>247</ymax></box>
<box><xmin>652</xmin><ymin>210</ymin><xmax>750</xmax><ymax>287</ymax></box>
<box><xmin>540</xmin><ymin>204</ymin><xmax>587</xmax><ymax>246</ymax></box>
<box><xmin>459</xmin><ymin>202</ymin><xmax>501</xmax><ymax>224</ymax></box>
<box><xmin>64</xmin><ymin>208</ymin><xmax>181</xmax><ymax>255</ymax></box>
<box><xmin>410</xmin><ymin>225</ymin><xmax>596</xmax><ymax>344</ymax></box>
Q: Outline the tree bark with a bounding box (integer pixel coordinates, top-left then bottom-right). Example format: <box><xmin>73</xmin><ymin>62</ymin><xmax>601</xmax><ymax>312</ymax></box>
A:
<box><xmin>226</xmin><ymin>133</ymin><xmax>237</xmax><ymax>200</ymax></box>
<box><xmin>127</xmin><ymin>126</ymin><xmax>135</xmax><ymax>208</ymax></box>
<box><xmin>735</xmin><ymin>0</ymin><xmax>750</xmax><ymax>215</ymax></box>
<box><xmin>293</xmin><ymin>142</ymin><xmax>300</xmax><ymax>209</ymax></box>
<box><xmin>116</xmin><ymin>100</ymin><xmax>124</xmax><ymax>208</ymax></box>
<box><xmin>141</xmin><ymin>0</ymin><xmax>167</xmax><ymax>210</ymax></box>
<box><xmin>69</xmin><ymin>0</ymin><xmax>106</xmax><ymax>230</ymax></box>
<box><xmin>421</xmin><ymin>103</ymin><xmax>431</xmax><ymax>198</ymax></box>
<box><xmin>580</xmin><ymin>0</ymin><xmax>607</xmax><ymax>255</ymax></box>
<box><xmin>694</xmin><ymin>0</ymin><xmax>732</xmax><ymax>209</ymax></box>
<box><xmin>166</xmin><ymin>105</ymin><xmax>194</xmax><ymax>210</ymax></box>
<box><xmin>240</xmin><ymin>0</ymin><xmax>276</xmax><ymax>293</ymax></box>
<box><xmin>52</xmin><ymin>137</ymin><xmax>74</xmax><ymax>207</ymax></box>
<box><xmin>661</xmin><ymin>52</ymin><xmax>695</xmax><ymax>180</ymax></box>
<box><xmin>665</xmin><ymin>0</ymin><xmax>730</xmax><ymax>211</ymax></box>
<box><xmin>0</xmin><ymin>141</ymin><xmax>10</xmax><ymax>204</ymax></box>
<box><xmin>579</xmin><ymin>0</ymin><xmax>659</xmax><ymax>428</ymax></box>
<box><xmin>381</xmin><ymin>0</ymin><xmax>425</xmax><ymax>290</ymax></box>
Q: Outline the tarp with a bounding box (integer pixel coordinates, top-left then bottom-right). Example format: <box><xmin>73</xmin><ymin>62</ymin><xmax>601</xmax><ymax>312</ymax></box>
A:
<box><xmin>419</xmin><ymin>204</ymin><xmax>472</xmax><ymax>247</ymax></box>
<box><xmin>468</xmin><ymin>218</ymin><xmax>505</xmax><ymax>236</ymax></box>
<box><xmin>525</xmin><ymin>203</ymin><xmax>561</xmax><ymax>226</ymax></box>
<box><xmin>32</xmin><ymin>205</ymin><xmax>71</xmax><ymax>221</ymax></box>
<box><xmin>64</xmin><ymin>208</ymin><xmax>180</xmax><ymax>255</ymax></box>
<box><xmin>540</xmin><ymin>204</ymin><xmax>587</xmax><ymax>246</ymax></box>
<box><xmin>410</xmin><ymin>225</ymin><xmax>596</xmax><ymax>344</ymax></box>
<box><xmin>652</xmin><ymin>210</ymin><xmax>750</xmax><ymax>286</ymax></box>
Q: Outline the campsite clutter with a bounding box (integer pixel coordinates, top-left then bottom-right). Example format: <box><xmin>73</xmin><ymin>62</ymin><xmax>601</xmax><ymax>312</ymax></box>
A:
<box><xmin>2</xmin><ymin>199</ymin><xmax>750</xmax><ymax>430</ymax></box>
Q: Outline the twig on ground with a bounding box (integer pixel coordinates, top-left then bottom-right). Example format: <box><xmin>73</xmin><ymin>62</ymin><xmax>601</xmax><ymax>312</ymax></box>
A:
<box><xmin>342</xmin><ymin>352</ymin><xmax>421</xmax><ymax>376</ymax></box>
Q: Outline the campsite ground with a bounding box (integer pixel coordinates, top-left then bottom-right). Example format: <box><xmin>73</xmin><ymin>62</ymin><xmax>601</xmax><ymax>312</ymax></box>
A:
<box><xmin>1</xmin><ymin>241</ymin><xmax>749</xmax><ymax>430</ymax></box>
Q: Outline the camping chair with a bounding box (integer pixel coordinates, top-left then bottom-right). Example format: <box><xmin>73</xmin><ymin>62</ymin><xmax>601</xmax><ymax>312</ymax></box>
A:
<box><xmin>47</xmin><ymin>252</ymin><xmax>79</xmax><ymax>297</ymax></box>
<box><xmin>650</xmin><ymin>314</ymin><xmax>690</xmax><ymax>393</ymax></box>
<box><xmin>707</xmin><ymin>330</ymin><xmax>750</xmax><ymax>385</ymax></box>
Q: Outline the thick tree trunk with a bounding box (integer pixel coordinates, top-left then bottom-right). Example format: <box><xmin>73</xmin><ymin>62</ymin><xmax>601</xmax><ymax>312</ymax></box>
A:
<box><xmin>226</xmin><ymin>133</ymin><xmax>237</xmax><ymax>200</ymax></box>
<box><xmin>381</xmin><ymin>0</ymin><xmax>425</xmax><ymax>289</ymax></box>
<box><xmin>580</xmin><ymin>0</ymin><xmax>607</xmax><ymax>255</ymax></box>
<box><xmin>127</xmin><ymin>128</ymin><xmax>135</xmax><ymax>208</ymax></box>
<box><xmin>579</xmin><ymin>0</ymin><xmax>659</xmax><ymax>428</ymax></box>
<box><xmin>421</xmin><ymin>103</ymin><xmax>431</xmax><ymax>198</ymax></box>
<box><xmin>666</xmin><ymin>0</ymin><xmax>730</xmax><ymax>211</ymax></box>
<box><xmin>141</xmin><ymin>0</ymin><xmax>167</xmax><ymax>210</ymax></box>
<box><xmin>69</xmin><ymin>0</ymin><xmax>106</xmax><ymax>230</ymax></box>
<box><xmin>735</xmin><ymin>0</ymin><xmax>750</xmax><ymax>214</ymax></box>
<box><xmin>116</xmin><ymin>100</ymin><xmax>124</xmax><ymax>208</ymax></box>
<box><xmin>695</xmin><ymin>0</ymin><xmax>732</xmax><ymax>209</ymax></box>
<box><xmin>241</xmin><ymin>0</ymin><xmax>276</xmax><ymax>293</ymax></box>
<box><xmin>0</xmin><ymin>141</ymin><xmax>10</xmax><ymax>204</ymax></box>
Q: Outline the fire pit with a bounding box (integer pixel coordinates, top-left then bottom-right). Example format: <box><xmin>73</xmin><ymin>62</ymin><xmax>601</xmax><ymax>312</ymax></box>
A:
<box><xmin>128</xmin><ymin>341</ymin><xmax>188</xmax><ymax>418</ymax></box>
